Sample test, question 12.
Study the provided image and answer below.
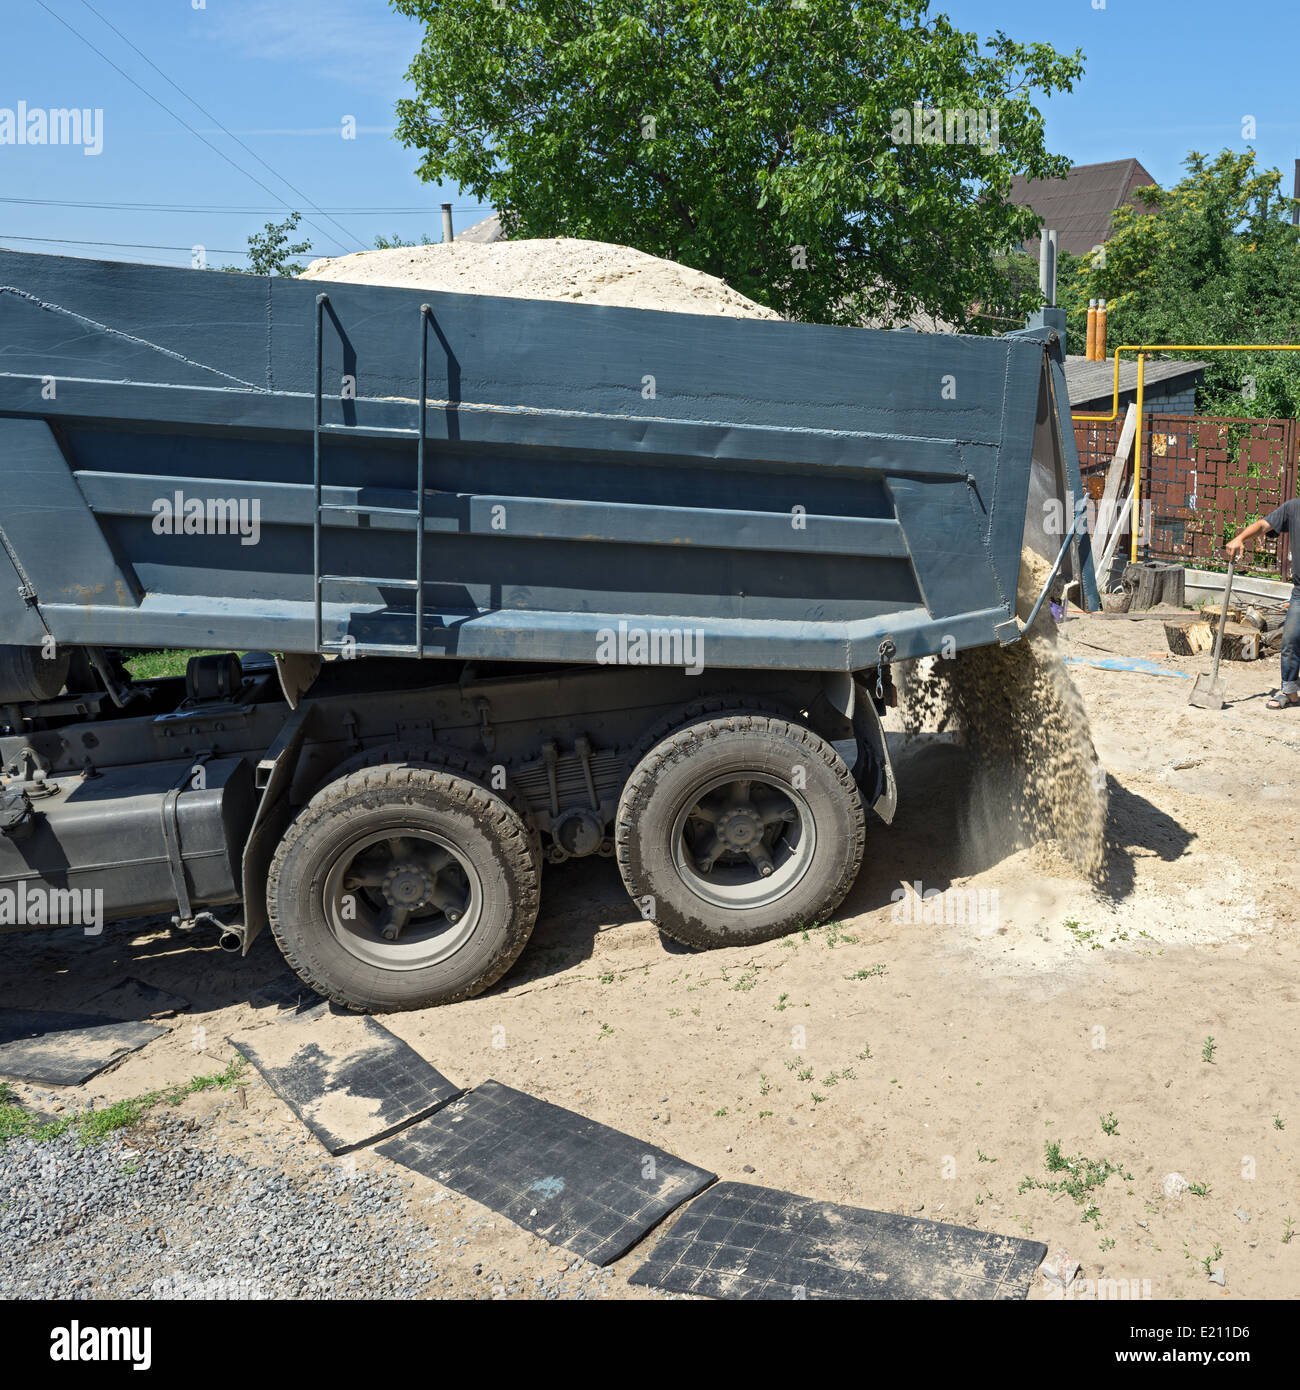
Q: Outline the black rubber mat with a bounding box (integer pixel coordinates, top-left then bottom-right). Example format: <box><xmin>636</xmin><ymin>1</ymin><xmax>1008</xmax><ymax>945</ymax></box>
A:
<box><xmin>377</xmin><ymin>1080</ymin><xmax>716</xmax><ymax>1265</ymax></box>
<box><xmin>628</xmin><ymin>1182</ymin><xmax>1047</xmax><ymax>1299</ymax></box>
<box><xmin>0</xmin><ymin>1008</ymin><xmax>167</xmax><ymax>1085</ymax></box>
<box><xmin>230</xmin><ymin>1008</ymin><xmax>460</xmax><ymax>1154</ymax></box>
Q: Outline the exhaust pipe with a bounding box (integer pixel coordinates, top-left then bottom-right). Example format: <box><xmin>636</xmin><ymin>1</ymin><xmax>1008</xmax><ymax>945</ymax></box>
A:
<box><xmin>218</xmin><ymin>929</ymin><xmax>244</xmax><ymax>953</ymax></box>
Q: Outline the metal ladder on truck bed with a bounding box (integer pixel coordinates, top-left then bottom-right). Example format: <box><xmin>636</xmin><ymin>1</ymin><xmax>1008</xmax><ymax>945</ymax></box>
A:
<box><xmin>311</xmin><ymin>292</ymin><xmax>433</xmax><ymax>658</ymax></box>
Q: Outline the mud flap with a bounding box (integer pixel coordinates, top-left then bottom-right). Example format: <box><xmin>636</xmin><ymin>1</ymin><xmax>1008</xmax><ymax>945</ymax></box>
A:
<box><xmin>240</xmin><ymin>702</ymin><xmax>315</xmax><ymax>952</ymax></box>
<box><xmin>821</xmin><ymin>672</ymin><xmax>896</xmax><ymax>824</ymax></box>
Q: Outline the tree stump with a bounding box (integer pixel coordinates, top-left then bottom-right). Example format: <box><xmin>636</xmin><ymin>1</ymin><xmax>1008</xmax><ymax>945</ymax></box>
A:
<box><xmin>1121</xmin><ymin>561</ymin><xmax>1185</xmax><ymax>610</ymax></box>
<box><xmin>1163</xmin><ymin>619</ymin><xmax>1215</xmax><ymax>656</ymax></box>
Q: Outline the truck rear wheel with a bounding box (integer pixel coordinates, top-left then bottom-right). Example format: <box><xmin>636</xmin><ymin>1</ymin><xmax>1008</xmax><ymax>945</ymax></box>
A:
<box><xmin>615</xmin><ymin>713</ymin><xmax>865</xmax><ymax>948</ymax></box>
<box><xmin>267</xmin><ymin>764</ymin><xmax>540</xmax><ymax>1012</ymax></box>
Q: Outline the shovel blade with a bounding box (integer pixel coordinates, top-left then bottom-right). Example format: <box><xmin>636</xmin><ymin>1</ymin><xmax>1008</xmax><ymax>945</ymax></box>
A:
<box><xmin>1188</xmin><ymin>674</ymin><xmax>1228</xmax><ymax>709</ymax></box>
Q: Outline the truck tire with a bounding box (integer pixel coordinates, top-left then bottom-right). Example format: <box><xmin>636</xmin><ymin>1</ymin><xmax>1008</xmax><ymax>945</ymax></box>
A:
<box><xmin>615</xmin><ymin>713</ymin><xmax>865</xmax><ymax>949</ymax></box>
<box><xmin>311</xmin><ymin>742</ymin><xmax>543</xmax><ymax>874</ymax></box>
<box><xmin>267</xmin><ymin>763</ymin><xmax>540</xmax><ymax>1012</ymax></box>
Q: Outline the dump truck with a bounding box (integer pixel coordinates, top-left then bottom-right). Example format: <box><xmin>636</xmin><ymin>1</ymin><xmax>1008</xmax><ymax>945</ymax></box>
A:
<box><xmin>0</xmin><ymin>249</ymin><xmax>1096</xmax><ymax>1011</ymax></box>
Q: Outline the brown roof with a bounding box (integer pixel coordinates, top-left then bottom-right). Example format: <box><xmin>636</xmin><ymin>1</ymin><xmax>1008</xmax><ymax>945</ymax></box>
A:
<box><xmin>1008</xmin><ymin>159</ymin><xmax>1158</xmax><ymax>257</ymax></box>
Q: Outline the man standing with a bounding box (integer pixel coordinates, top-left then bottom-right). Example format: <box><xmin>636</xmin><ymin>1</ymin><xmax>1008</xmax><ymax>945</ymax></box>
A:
<box><xmin>1226</xmin><ymin>498</ymin><xmax>1300</xmax><ymax>709</ymax></box>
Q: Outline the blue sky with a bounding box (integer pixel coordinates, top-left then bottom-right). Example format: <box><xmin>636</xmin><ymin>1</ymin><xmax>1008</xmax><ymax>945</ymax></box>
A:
<box><xmin>0</xmin><ymin>0</ymin><xmax>1296</xmax><ymax>270</ymax></box>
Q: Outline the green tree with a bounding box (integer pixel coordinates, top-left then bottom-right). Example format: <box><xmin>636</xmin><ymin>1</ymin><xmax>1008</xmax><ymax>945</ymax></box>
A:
<box><xmin>1060</xmin><ymin>150</ymin><xmax>1300</xmax><ymax>414</ymax></box>
<box><xmin>223</xmin><ymin>212</ymin><xmax>312</xmax><ymax>276</ymax></box>
<box><xmin>391</xmin><ymin>0</ymin><xmax>1082</xmax><ymax>327</ymax></box>
<box><xmin>373</xmin><ymin>232</ymin><xmax>439</xmax><ymax>248</ymax></box>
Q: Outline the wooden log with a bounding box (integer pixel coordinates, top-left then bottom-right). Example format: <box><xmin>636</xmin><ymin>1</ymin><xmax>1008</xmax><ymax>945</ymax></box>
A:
<box><xmin>1164</xmin><ymin>619</ymin><xmax>1215</xmax><ymax>656</ymax></box>
<box><xmin>1218</xmin><ymin>622</ymin><xmax>1260</xmax><ymax>661</ymax></box>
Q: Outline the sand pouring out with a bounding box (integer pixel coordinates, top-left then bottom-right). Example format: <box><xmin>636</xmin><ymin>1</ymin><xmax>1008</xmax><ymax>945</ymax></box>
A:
<box><xmin>903</xmin><ymin>549</ymin><xmax>1108</xmax><ymax>876</ymax></box>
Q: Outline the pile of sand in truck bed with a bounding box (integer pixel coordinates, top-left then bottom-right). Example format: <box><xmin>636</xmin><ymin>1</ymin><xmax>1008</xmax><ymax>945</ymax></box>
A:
<box><xmin>299</xmin><ymin>238</ymin><xmax>780</xmax><ymax>319</ymax></box>
<box><xmin>902</xmin><ymin>550</ymin><xmax>1109</xmax><ymax>877</ymax></box>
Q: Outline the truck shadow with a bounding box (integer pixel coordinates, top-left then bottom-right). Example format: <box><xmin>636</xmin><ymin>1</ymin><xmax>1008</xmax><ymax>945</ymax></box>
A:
<box><xmin>839</xmin><ymin>735</ymin><xmax>1194</xmax><ymax>918</ymax></box>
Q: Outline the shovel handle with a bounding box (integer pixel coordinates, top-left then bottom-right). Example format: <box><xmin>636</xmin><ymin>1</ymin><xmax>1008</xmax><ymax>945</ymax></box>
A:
<box><xmin>1208</xmin><ymin>557</ymin><xmax>1236</xmax><ymax>683</ymax></box>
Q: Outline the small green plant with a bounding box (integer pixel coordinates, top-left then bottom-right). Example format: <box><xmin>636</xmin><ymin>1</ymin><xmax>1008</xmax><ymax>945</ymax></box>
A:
<box><xmin>1200</xmin><ymin>1244</ymin><xmax>1223</xmax><ymax>1275</ymax></box>
<box><xmin>1064</xmin><ymin>918</ymin><xmax>1093</xmax><ymax>947</ymax></box>
<box><xmin>1283</xmin><ymin>1217</ymin><xmax>1294</xmax><ymax>1245</ymax></box>
<box><xmin>810</xmin><ymin>1092</ymin><xmax>826</xmax><ymax>1106</ymax></box>
<box><xmin>796</xmin><ymin>1066</ymin><xmax>813</xmax><ymax>1082</ymax></box>
<box><xmin>598</xmin><ymin>1022</ymin><xmax>614</xmax><ymax>1039</ymax></box>
<box><xmin>1202</xmin><ymin>1036</ymin><xmax>1217</xmax><ymax>1063</ymax></box>
<box><xmin>1099</xmin><ymin>1235</ymin><xmax>1115</xmax><ymax>1252</ymax></box>
<box><xmin>713</xmin><ymin>1107</ymin><xmax>728</xmax><ymax>1118</ymax></box>
<box><xmin>1273</xmin><ymin>1113</ymin><xmax>1285</xmax><ymax>1131</ymax></box>
<box><xmin>845</xmin><ymin>963</ymin><xmax>887</xmax><ymax>980</ymax></box>
<box><xmin>774</xmin><ymin>993</ymin><xmax>790</xmax><ymax>1011</ymax></box>
<box><xmin>857</xmin><ymin>1044</ymin><xmax>872</xmax><ymax>1060</ymax></box>
<box><xmin>758</xmin><ymin>1074</ymin><xmax>771</xmax><ymax>1096</ymax></box>
<box><xmin>598</xmin><ymin>971</ymin><xmax>614</xmax><ymax>984</ymax></box>
<box><xmin>1017</xmin><ymin>1141</ymin><xmax>1132</xmax><ymax>1227</ymax></box>
<box><xmin>1187</xmin><ymin>1181</ymin><xmax>1211</xmax><ymax>1198</ymax></box>
<box><xmin>1100</xmin><ymin>1112</ymin><xmax>1119</xmax><ymax>1136</ymax></box>
<box><xmin>977</xmin><ymin>1149</ymin><xmax>996</xmax><ymax>1163</ymax></box>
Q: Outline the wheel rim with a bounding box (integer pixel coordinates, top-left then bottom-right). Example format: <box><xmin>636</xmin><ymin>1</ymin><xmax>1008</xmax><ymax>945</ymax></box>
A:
<box><xmin>669</xmin><ymin>773</ymin><xmax>816</xmax><ymax>910</ymax></box>
<box><xmin>321</xmin><ymin>828</ymin><xmax>483</xmax><ymax>971</ymax></box>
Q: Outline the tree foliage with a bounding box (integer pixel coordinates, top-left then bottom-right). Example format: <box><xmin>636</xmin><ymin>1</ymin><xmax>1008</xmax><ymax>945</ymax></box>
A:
<box><xmin>391</xmin><ymin>0</ymin><xmax>1082</xmax><ymax>327</ymax></box>
<box><xmin>223</xmin><ymin>212</ymin><xmax>312</xmax><ymax>277</ymax></box>
<box><xmin>1059</xmin><ymin>150</ymin><xmax>1300</xmax><ymax>415</ymax></box>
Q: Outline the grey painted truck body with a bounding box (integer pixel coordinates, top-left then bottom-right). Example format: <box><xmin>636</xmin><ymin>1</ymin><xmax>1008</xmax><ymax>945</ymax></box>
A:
<box><xmin>0</xmin><ymin>249</ymin><xmax>1094</xmax><ymax>666</ymax></box>
<box><xmin>0</xmin><ymin>250</ymin><xmax>1095</xmax><ymax>970</ymax></box>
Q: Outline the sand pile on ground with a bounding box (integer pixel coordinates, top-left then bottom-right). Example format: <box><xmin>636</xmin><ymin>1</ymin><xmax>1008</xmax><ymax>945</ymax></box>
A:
<box><xmin>903</xmin><ymin>549</ymin><xmax>1108</xmax><ymax>876</ymax></box>
<box><xmin>299</xmin><ymin>238</ymin><xmax>780</xmax><ymax>319</ymax></box>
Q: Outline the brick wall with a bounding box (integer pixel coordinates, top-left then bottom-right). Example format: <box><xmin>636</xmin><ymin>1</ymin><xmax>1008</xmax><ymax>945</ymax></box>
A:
<box><xmin>1072</xmin><ymin>414</ymin><xmax>1298</xmax><ymax>576</ymax></box>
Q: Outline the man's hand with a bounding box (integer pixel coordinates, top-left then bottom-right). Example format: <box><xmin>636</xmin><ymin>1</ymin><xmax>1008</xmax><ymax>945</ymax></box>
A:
<box><xmin>1226</xmin><ymin>517</ymin><xmax>1271</xmax><ymax>561</ymax></box>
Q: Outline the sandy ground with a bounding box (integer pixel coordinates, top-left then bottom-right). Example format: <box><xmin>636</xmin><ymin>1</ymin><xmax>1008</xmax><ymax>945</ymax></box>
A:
<box><xmin>3</xmin><ymin>609</ymin><xmax>1299</xmax><ymax>1301</ymax></box>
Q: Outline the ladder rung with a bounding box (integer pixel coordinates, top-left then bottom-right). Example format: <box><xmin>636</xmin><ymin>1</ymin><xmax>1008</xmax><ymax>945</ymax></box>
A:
<box><xmin>319</xmin><ymin>504</ymin><xmax>419</xmax><ymax>518</ymax></box>
<box><xmin>321</xmin><ymin>641</ymin><xmax>421</xmax><ymax>657</ymax></box>
<box><xmin>317</xmin><ymin>574</ymin><xmax>419</xmax><ymax>589</ymax></box>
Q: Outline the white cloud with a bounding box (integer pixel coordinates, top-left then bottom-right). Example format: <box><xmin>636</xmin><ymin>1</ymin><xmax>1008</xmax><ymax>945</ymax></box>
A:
<box><xmin>203</xmin><ymin>0</ymin><xmax>422</xmax><ymax>95</ymax></box>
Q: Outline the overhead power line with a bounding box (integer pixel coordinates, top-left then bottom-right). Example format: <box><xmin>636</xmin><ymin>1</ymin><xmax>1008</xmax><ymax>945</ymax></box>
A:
<box><xmin>0</xmin><ymin>196</ymin><xmax>491</xmax><ymax>216</ymax></box>
<box><xmin>29</xmin><ymin>0</ymin><xmax>356</xmax><ymax>256</ymax></box>
<box><xmin>0</xmin><ymin>232</ymin><xmax>248</xmax><ymax>254</ymax></box>
<box><xmin>74</xmin><ymin>0</ymin><xmax>367</xmax><ymax>254</ymax></box>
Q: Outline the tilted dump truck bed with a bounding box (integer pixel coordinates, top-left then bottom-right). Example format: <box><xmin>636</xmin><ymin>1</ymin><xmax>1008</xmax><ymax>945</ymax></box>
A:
<box><xmin>0</xmin><ymin>249</ymin><xmax>1096</xmax><ymax>669</ymax></box>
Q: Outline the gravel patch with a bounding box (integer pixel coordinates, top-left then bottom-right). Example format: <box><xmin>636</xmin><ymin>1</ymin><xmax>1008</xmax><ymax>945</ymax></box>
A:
<box><xmin>0</xmin><ymin>1108</ymin><xmax>635</xmax><ymax>1300</ymax></box>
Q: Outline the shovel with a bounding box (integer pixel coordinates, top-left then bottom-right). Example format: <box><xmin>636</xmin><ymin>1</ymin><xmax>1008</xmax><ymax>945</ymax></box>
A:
<box><xmin>1188</xmin><ymin>557</ymin><xmax>1235</xmax><ymax>709</ymax></box>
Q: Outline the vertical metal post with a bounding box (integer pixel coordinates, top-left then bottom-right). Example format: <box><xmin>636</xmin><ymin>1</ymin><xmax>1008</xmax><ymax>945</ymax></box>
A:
<box><xmin>1130</xmin><ymin>353</ymin><xmax>1145</xmax><ymax>564</ymax></box>
<box><xmin>416</xmin><ymin>305</ymin><xmax>430</xmax><ymax>659</ymax></box>
<box><xmin>312</xmin><ymin>293</ymin><xmax>327</xmax><ymax>653</ymax></box>
<box><xmin>1039</xmin><ymin>229</ymin><xmax>1057</xmax><ymax>308</ymax></box>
